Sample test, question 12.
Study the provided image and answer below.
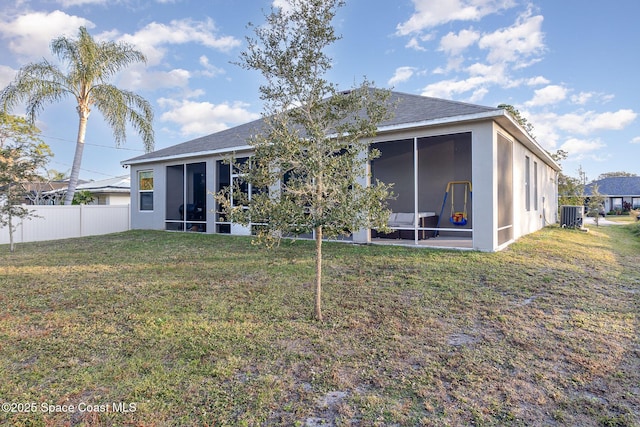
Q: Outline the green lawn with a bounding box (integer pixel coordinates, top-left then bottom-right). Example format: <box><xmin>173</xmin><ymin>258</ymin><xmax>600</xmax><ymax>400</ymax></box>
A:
<box><xmin>1</xmin><ymin>224</ymin><xmax>639</xmax><ymax>426</ymax></box>
<box><xmin>606</xmin><ymin>214</ymin><xmax>639</xmax><ymax>224</ymax></box>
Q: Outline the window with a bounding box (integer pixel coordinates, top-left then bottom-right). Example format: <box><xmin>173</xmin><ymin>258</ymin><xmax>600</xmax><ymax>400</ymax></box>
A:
<box><xmin>612</xmin><ymin>198</ymin><xmax>623</xmax><ymax>211</ymax></box>
<box><xmin>525</xmin><ymin>156</ymin><xmax>531</xmax><ymax>211</ymax></box>
<box><xmin>633</xmin><ymin>198</ymin><xmax>640</xmax><ymax>209</ymax></box>
<box><xmin>497</xmin><ymin>134</ymin><xmax>513</xmax><ymax>245</ymax></box>
<box><xmin>533</xmin><ymin>161</ymin><xmax>538</xmax><ymax>211</ymax></box>
<box><xmin>138</xmin><ymin>170</ymin><xmax>153</xmax><ymax>211</ymax></box>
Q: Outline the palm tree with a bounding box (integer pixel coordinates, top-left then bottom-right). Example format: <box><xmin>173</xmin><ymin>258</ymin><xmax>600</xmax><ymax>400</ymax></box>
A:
<box><xmin>0</xmin><ymin>26</ymin><xmax>154</xmax><ymax>205</ymax></box>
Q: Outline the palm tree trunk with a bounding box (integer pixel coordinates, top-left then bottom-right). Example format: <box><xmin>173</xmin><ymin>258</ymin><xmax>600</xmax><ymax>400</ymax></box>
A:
<box><xmin>64</xmin><ymin>108</ymin><xmax>89</xmax><ymax>205</ymax></box>
<box><xmin>314</xmin><ymin>225</ymin><xmax>323</xmax><ymax>321</ymax></box>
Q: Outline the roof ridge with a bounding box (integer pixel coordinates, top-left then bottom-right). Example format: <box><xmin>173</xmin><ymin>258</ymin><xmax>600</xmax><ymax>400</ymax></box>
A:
<box><xmin>388</xmin><ymin>89</ymin><xmax>501</xmax><ymax>111</ymax></box>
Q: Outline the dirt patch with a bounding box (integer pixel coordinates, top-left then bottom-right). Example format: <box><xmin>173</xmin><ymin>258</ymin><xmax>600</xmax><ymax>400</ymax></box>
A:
<box><xmin>304</xmin><ymin>391</ymin><xmax>349</xmax><ymax>426</ymax></box>
<box><xmin>448</xmin><ymin>333</ymin><xmax>479</xmax><ymax>346</ymax></box>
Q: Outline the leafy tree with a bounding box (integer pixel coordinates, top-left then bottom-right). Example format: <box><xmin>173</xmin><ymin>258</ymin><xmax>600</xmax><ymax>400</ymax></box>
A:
<box><xmin>597</xmin><ymin>171</ymin><xmax>637</xmax><ymax>180</ymax></box>
<box><xmin>551</xmin><ymin>150</ymin><xmax>585</xmax><ymax>208</ymax></box>
<box><xmin>72</xmin><ymin>190</ymin><xmax>94</xmax><ymax>205</ymax></box>
<box><xmin>498</xmin><ymin>104</ymin><xmax>535</xmax><ymax>139</ymax></box>
<box><xmin>0</xmin><ymin>26</ymin><xmax>154</xmax><ymax>205</ymax></box>
<box><xmin>219</xmin><ymin>0</ymin><xmax>393</xmax><ymax>321</ymax></box>
<box><xmin>586</xmin><ymin>183</ymin><xmax>605</xmax><ymax>226</ymax></box>
<box><xmin>47</xmin><ymin>169</ymin><xmax>69</xmax><ymax>181</ymax></box>
<box><xmin>0</xmin><ymin>112</ymin><xmax>52</xmax><ymax>251</ymax></box>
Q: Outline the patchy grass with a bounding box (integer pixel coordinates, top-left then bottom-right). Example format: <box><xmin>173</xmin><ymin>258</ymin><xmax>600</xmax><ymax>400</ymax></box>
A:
<box><xmin>606</xmin><ymin>214</ymin><xmax>637</xmax><ymax>224</ymax></box>
<box><xmin>0</xmin><ymin>225</ymin><xmax>638</xmax><ymax>426</ymax></box>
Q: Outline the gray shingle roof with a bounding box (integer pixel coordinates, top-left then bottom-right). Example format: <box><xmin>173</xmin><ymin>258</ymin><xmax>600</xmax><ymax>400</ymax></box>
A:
<box><xmin>124</xmin><ymin>90</ymin><xmax>500</xmax><ymax>165</ymax></box>
<box><xmin>383</xmin><ymin>91</ymin><xmax>499</xmax><ymax>126</ymax></box>
<box><xmin>585</xmin><ymin>176</ymin><xmax>640</xmax><ymax>196</ymax></box>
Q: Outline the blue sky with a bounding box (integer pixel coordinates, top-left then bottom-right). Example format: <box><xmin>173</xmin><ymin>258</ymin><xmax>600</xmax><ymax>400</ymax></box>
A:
<box><xmin>1</xmin><ymin>0</ymin><xmax>638</xmax><ymax>183</ymax></box>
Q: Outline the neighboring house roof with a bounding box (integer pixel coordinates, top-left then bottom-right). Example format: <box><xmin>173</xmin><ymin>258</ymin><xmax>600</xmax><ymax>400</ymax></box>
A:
<box><xmin>585</xmin><ymin>176</ymin><xmax>640</xmax><ymax>196</ymax></box>
<box><xmin>44</xmin><ymin>175</ymin><xmax>130</xmax><ymax>196</ymax></box>
<box><xmin>76</xmin><ymin>175</ymin><xmax>131</xmax><ymax>194</ymax></box>
<box><xmin>20</xmin><ymin>181</ymin><xmax>69</xmax><ymax>193</ymax></box>
<box><xmin>123</xmin><ymin>90</ymin><xmax>559</xmax><ymax>171</ymax></box>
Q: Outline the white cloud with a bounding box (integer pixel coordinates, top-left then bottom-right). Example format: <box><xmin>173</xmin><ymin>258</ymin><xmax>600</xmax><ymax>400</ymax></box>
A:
<box><xmin>0</xmin><ymin>65</ymin><xmax>17</xmax><ymax>89</ymax></box>
<box><xmin>570</xmin><ymin>92</ymin><xmax>593</xmax><ymax>105</ymax></box>
<box><xmin>405</xmin><ymin>37</ymin><xmax>426</xmax><ymax>51</ymax></box>
<box><xmin>408</xmin><ymin>6</ymin><xmax>546</xmax><ymax>99</ymax></box>
<box><xmin>558</xmin><ymin>109</ymin><xmax>637</xmax><ymax>134</ymax></box>
<box><xmin>526</xmin><ymin>76</ymin><xmax>550</xmax><ymax>86</ymax></box>
<box><xmin>570</xmin><ymin>91</ymin><xmax>615</xmax><ymax>106</ymax></box>
<box><xmin>122</xmin><ymin>68</ymin><xmax>192</xmax><ymax>91</ymax></box>
<box><xmin>422</xmin><ymin>61</ymin><xmax>507</xmax><ymax>99</ymax></box>
<box><xmin>525</xmin><ymin>84</ymin><xmax>567</xmax><ymax>107</ymax></box>
<box><xmin>118</xmin><ymin>18</ymin><xmax>241</xmax><ymax>66</ymax></box>
<box><xmin>560</xmin><ymin>137</ymin><xmax>606</xmax><ymax>156</ymax></box>
<box><xmin>524</xmin><ymin>111</ymin><xmax>561</xmax><ymax>150</ymax></box>
<box><xmin>388</xmin><ymin>66</ymin><xmax>417</xmax><ymax>86</ymax></box>
<box><xmin>397</xmin><ymin>0</ymin><xmax>516</xmax><ymax>35</ymax></box>
<box><xmin>158</xmin><ymin>98</ymin><xmax>260</xmax><ymax>136</ymax></box>
<box><xmin>526</xmin><ymin>109</ymin><xmax>638</xmax><ymax>152</ymax></box>
<box><xmin>0</xmin><ymin>10</ymin><xmax>93</xmax><ymax>59</ymax></box>
<box><xmin>438</xmin><ymin>28</ymin><xmax>480</xmax><ymax>55</ymax></box>
<box><xmin>434</xmin><ymin>56</ymin><xmax>466</xmax><ymax>73</ymax></box>
<box><xmin>631</xmin><ymin>136</ymin><xmax>640</xmax><ymax>144</ymax></box>
<box><xmin>478</xmin><ymin>9</ymin><xmax>545</xmax><ymax>67</ymax></box>
<box><xmin>272</xmin><ymin>0</ymin><xmax>293</xmax><ymax>13</ymax></box>
<box><xmin>198</xmin><ymin>55</ymin><xmax>226</xmax><ymax>78</ymax></box>
<box><xmin>468</xmin><ymin>87</ymin><xmax>489</xmax><ymax>103</ymax></box>
<box><xmin>421</xmin><ymin>76</ymin><xmax>491</xmax><ymax>99</ymax></box>
<box><xmin>467</xmin><ymin>61</ymin><xmax>504</xmax><ymax>78</ymax></box>
<box><xmin>56</xmin><ymin>0</ymin><xmax>107</xmax><ymax>7</ymax></box>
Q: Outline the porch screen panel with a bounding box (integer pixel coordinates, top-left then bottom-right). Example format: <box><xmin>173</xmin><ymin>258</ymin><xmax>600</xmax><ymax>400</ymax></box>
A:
<box><xmin>216</xmin><ymin>160</ymin><xmax>231</xmax><ymax>233</ymax></box>
<box><xmin>370</xmin><ymin>139</ymin><xmax>414</xmax><ymax>213</ymax></box>
<box><xmin>418</xmin><ymin>133</ymin><xmax>472</xmax><ymax>228</ymax></box>
<box><xmin>186</xmin><ymin>162</ymin><xmax>206</xmax><ymax>220</ymax></box>
<box><xmin>186</xmin><ymin>162</ymin><xmax>206</xmax><ymax>232</ymax></box>
<box><xmin>497</xmin><ymin>134</ymin><xmax>513</xmax><ymax>245</ymax></box>
<box><xmin>166</xmin><ymin>165</ymin><xmax>185</xmax><ymax>230</ymax></box>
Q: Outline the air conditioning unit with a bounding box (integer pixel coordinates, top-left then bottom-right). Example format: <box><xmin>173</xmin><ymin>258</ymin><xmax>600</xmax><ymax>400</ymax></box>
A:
<box><xmin>560</xmin><ymin>205</ymin><xmax>584</xmax><ymax>228</ymax></box>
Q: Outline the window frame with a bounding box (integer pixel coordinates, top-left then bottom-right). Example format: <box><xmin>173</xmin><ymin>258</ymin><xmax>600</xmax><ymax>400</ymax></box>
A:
<box><xmin>138</xmin><ymin>170</ymin><xmax>154</xmax><ymax>211</ymax></box>
<box><xmin>533</xmin><ymin>160</ymin><xmax>538</xmax><ymax>211</ymax></box>
<box><xmin>524</xmin><ymin>156</ymin><xmax>531</xmax><ymax>211</ymax></box>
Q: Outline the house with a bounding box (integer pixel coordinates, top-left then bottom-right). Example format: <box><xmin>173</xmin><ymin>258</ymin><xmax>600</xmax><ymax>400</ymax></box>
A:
<box><xmin>44</xmin><ymin>176</ymin><xmax>131</xmax><ymax>205</ymax></box>
<box><xmin>585</xmin><ymin>176</ymin><xmax>640</xmax><ymax>213</ymax></box>
<box><xmin>13</xmin><ymin>181</ymin><xmax>69</xmax><ymax>205</ymax></box>
<box><xmin>122</xmin><ymin>91</ymin><xmax>560</xmax><ymax>252</ymax></box>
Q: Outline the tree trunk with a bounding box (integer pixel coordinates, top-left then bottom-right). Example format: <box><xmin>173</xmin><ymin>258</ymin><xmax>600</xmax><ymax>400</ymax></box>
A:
<box><xmin>314</xmin><ymin>225</ymin><xmax>323</xmax><ymax>321</ymax></box>
<box><xmin>8</xmin><ymin>208</ymin><xmax>14</xmax><ymax>253</ymax></box>
<box><xmin>64</xmin><ymin>107</ymin><xmax>90</xmax><ymax>205</ymax></box>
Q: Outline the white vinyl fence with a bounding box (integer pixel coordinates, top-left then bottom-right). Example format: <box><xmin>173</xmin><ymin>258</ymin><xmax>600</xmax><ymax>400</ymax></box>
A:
<box><xmin>0</xmin><ymin>205</ymin><xmax>131</xmax><ymax>245</ymax></box>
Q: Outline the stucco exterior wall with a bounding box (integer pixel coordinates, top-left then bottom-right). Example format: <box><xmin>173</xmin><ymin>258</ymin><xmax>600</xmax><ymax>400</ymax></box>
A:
<box><xmin>502</xmin><ymin>125</ymin><xmax>558</xmax><ymax>245</ymax></box>
<box><xmin>102</xmin><ymin>193</ymin><xmax>131</xmax><ymax>205</ymax></box>
<box><xmin>130</xmin><ymin>163</ymin><xmax>166</xmax><ymax>230</ymax></box>
<box><xmin>470</xmin><ymin>121</ymin><xmax>496</xmax><ymax>252</ymax></box>
<box><xmin>128</xmin><ymin>118</ymin><xmax>559</xmax><ymax>252</ymax></box>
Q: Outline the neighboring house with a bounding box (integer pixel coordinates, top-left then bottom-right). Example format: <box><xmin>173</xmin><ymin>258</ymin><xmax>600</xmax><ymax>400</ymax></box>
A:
<box><xmin>15</xmin><ymin>181</ymin><xmax>69</xmax><ymax>205</ymax></box>
<box><xmin>585</xmin><ymin>176</ymin><xmax>640</xmax><ymax>212</ymax></box>
<box><xmin>45</xmin><ymin>175</ymin><xmax>131</xmax><ymax>205</ymax></box>
<box><xmin>122</xmin><ymin>91</ymin><xmax>560</xmax><ymax>252</ymax></box>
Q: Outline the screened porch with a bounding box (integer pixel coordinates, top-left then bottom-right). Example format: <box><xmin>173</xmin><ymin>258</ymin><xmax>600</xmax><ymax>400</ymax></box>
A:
<box><xmin>370</xmin><ymin>132</ymin><xmax>473</xmax><ymax>248</ymax></box>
